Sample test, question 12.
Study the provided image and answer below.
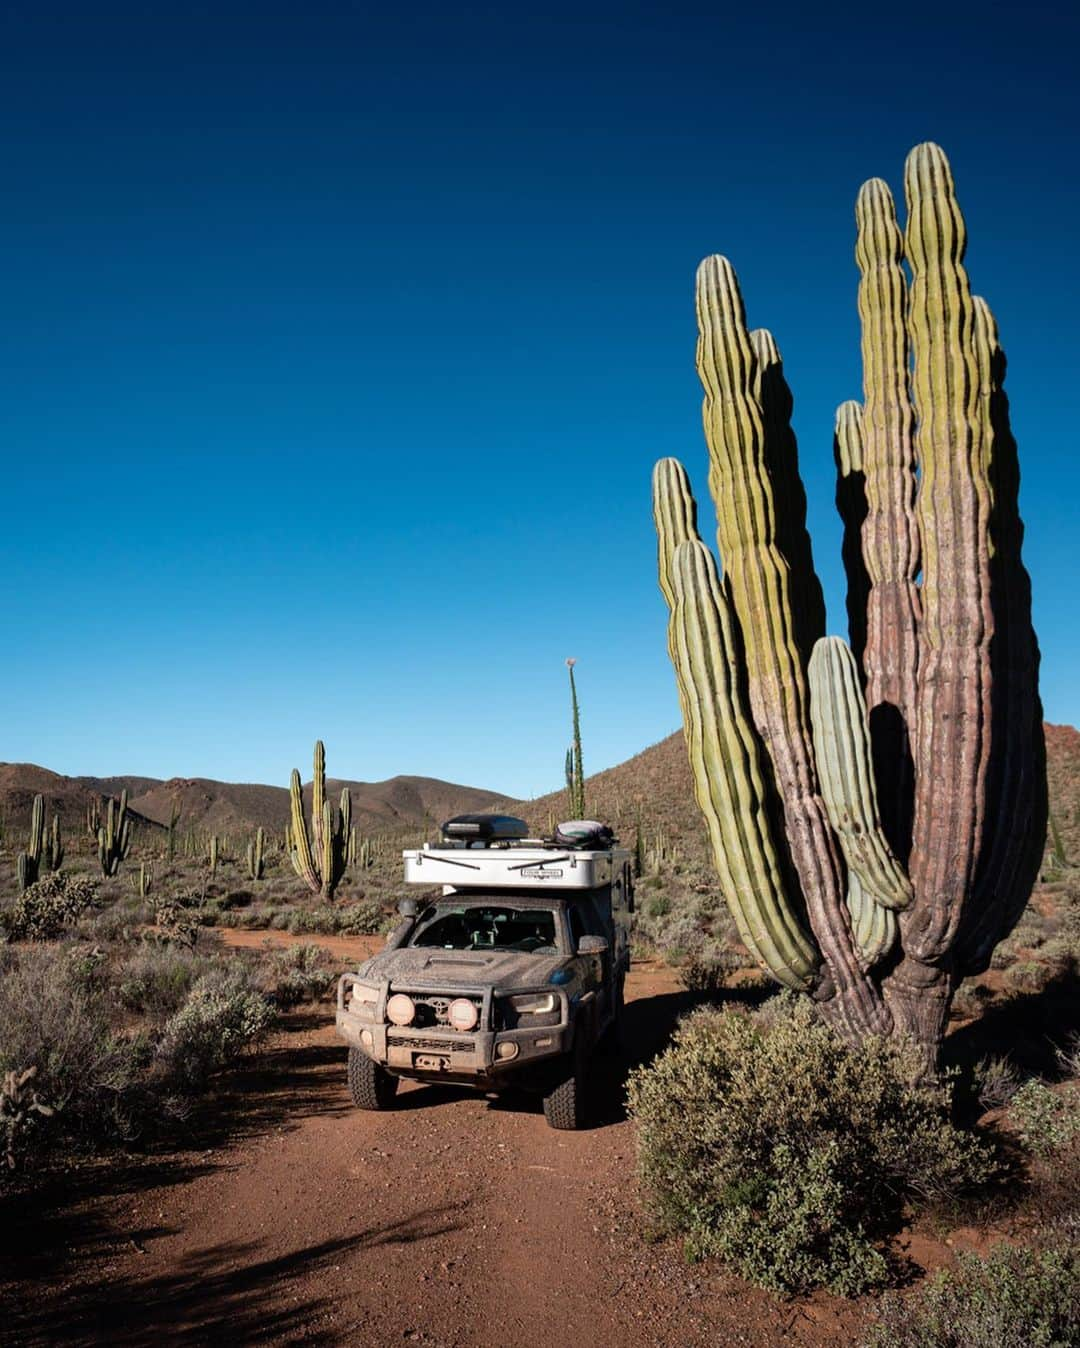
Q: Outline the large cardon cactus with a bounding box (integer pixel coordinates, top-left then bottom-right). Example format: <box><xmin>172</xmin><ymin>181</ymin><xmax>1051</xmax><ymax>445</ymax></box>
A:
<box><xmin>289</xmin><ymin>740</ymin><xmax>351</xmax><ymax>899</ymax></box>
<box><xmin>652</xmin><ymin>143</ymin><xmax>1045</xmax><ymax>1066</ymax></box>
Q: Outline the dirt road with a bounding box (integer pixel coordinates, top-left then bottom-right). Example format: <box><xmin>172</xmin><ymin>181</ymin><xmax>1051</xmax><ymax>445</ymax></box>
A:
<box><xmin>1</xmin><ymin>940</ymin><xmax>869</xmax><ymax>1348</ymax></box>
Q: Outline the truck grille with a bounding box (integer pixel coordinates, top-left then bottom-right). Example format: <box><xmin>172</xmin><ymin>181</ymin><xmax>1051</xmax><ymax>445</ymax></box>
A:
<box><xmin>404</xmin><ymin>993</ymin><xmax>485</xmax><ymax>1030</ymax></box>
<box><xmin>387</xmin><ymin>1034</ymin><xmax>475</xmax><ymax>1053</ymax></box>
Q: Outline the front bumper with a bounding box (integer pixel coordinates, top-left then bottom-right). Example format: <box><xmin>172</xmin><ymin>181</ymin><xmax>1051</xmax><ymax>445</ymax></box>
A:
<box><xmin>335</xmin><ymin>972</ymin><xmax>571</xmax><ymax>1079</ymax></box>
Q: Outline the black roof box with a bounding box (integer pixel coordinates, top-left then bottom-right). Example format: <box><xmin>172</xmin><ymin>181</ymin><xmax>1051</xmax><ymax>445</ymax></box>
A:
<box><xmin>441</xmin><ymin>813</ymin><xmax>530</xmax><ymax>842</ymax></box>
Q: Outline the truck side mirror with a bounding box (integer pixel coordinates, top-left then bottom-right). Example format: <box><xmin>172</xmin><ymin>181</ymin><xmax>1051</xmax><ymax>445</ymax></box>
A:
<box><xmin>577</xmin><ymin>935</ymin><xmax>609</xmax><ymax>956</ymax></box>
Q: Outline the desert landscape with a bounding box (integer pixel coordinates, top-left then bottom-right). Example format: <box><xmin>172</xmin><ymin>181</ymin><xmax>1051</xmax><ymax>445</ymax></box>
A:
<box><xmin>4</xmin><ymin>8</ymin><xmax>1078</xmax><ymax>1347</ymax></box>
<box><xmin>0</xmin><ymin>718</ymin><xmax>1077</xmax><ymax>1345</ymax></box>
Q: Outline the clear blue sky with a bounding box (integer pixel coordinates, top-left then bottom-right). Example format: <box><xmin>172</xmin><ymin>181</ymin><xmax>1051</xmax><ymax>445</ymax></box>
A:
<box><xmin>2</xmin><ymin>2</ymin><xmax>1077</xmax><ymax>799</ymax></box>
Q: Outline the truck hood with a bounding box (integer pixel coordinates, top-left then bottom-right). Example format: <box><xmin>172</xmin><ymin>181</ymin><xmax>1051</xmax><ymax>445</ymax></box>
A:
<box><xmin>359</xmin><ymin>946</ymin><xmax>566</xmax><ymax>992</ymax></box>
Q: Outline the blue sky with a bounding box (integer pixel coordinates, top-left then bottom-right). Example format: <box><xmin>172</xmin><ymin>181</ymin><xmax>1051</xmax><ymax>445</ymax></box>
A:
<box><xmin>1</xmin><ymin>2</ymin><xmax>1077</xmax><ymax>799</ymax></box>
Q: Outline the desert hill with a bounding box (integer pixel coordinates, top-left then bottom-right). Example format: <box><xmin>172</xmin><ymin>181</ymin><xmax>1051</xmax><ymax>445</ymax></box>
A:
<box><xmin>0</xmin><ymin>762</ymin><xmax>507</xmax><ymax>841</ymax></box>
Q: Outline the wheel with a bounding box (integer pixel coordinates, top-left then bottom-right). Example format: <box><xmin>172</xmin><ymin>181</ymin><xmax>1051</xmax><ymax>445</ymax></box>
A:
<box><xmin>347</xmin><ymin>1047</ymin><xmax>399</xmax><ymax>1110</ymax></box>
<box><xmin>542</xmin><ymin>1033</ymin><xmax>589</xmax><ymax>1130</ymax></box>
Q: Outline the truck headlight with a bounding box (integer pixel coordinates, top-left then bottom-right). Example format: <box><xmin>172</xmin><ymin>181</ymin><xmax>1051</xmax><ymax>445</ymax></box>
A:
<box><xmin>509</xmin><ymin>993</ymin><xmax>556</xmax><ymax>1015</ymax></box>
<box><xmin>500</xmin><ymin>992</ymin><xmax>560</xmax><ymax>1029</ymax></box>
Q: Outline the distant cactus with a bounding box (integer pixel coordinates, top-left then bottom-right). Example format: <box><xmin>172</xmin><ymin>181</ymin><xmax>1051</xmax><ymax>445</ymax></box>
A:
<box><xmin>85</xmin><ymin>796</ymin><xmax>102</xmax><ymax>838</ymax></box>
<box><xmin>564</xmin><ymin>659</ymin><xmax>586</xmax><ymax>819</ymax></box>
<box><xmin>166</xmin><ymin>799</ymin><xmax>181</xmax><ymax>861</ymax></box>
<box><xmin>652</xmin><ymin>143</ymin><xmax>1045</xmax><ymax>1068</ymax></box>
<box><xmin>246</xmin><ymin>827</ymin><xmax>265</xmax><ymax>881</ymax></box>
<box><xmin>16</xmin><ymin>795</ymin><xmax>45</xmax><ymax>892</ymax></box>
<box><xmin>288</xmin><ymin>741</ymin><xmax>350</xmax><ymax>899</ymax></box>
<box><xmin>97</xmin><ymin>791</ymin><xmax>132</xmax><ymax>876</ymax></box>
<box><xmin>44</xmin><ymin>814</ymin><xmax>63</xmax><ymax>873</ymax></box>
<box><xmin>207</xmin><ymin>834</ymin><xmax>219</xmax><ymax>875</ymax></box>
<box><xmin>131</xmin><ymin>862</ymin><xmax>154</xmax><ymax>899</ymax></box>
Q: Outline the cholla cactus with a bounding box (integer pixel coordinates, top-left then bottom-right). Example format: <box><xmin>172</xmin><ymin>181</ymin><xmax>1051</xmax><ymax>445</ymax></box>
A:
<box><xmin>652</xmin><ymin>143</ymin><xmax>1045</xmax><ymax>1067</ymax></box>
<box><xmin>288</xmin><ymin>741</ymin><xmax>350</xmax><ymax>899</ymax></box>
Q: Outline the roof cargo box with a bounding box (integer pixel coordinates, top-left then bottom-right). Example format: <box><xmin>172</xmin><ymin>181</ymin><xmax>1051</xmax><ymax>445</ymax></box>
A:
<box><xmin>441</xmin><ymin>814</ymin><xmax>530</xmax><ymax>843</ymax></box>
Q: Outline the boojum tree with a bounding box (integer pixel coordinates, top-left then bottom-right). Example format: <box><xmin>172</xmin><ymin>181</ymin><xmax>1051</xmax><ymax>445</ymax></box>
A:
<box><xmin>652</xmin><ymin>143</ymin><xmax>1045</xmax><ymax>1068</ymax></box>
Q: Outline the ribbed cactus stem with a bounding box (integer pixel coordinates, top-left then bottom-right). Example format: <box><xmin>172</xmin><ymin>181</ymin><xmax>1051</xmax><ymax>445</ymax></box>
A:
<box><xmin>808</xmin><ymin>637</ymin><xmax>913</xmax><ymax>923</ymax></box>
<box><xmin>696</xmin><ymin>255</ymin><xmax>887</xmax><ymax>1035</ymax></box>
<box><xmin>247</xmin><ymin>826</ymin><xmax>265</xmax><ymax>881</ymax></box>
<box><xmin>28</xmin><ymin>794</ymin><xmax>44</xmax><ymax>865</ymax></box>
<box><xmin>289</xmin><ymin>768</ymin><xmax>320</xmax><ymax>894</ymax></box>
<box><xmin>312</xmin><ymin>741</ymin><xmax>326</xmax><ymax>865</ymax></box>
<box><xmin>834</xmin><ymin>400</ymin><xmax>870</xmax><ymax>668</ymax></box>
<box><xmin>748</xmin><ymin>327</ymin><xmax>826</xmax><ymax>666</ymax></box>
<box><xmin>97</xmin><ymin>790</ymin><xmax>131</xmax><ymax>876</ymax></box>
<box><xmin>904</xmin><ymin>143</ymin><xmax>994</xmax><ymax>964</ymax></box>
<box><xmin>670</xmin><ymin>539</ymin><xmax>819</xmax><ymax>989</ymax></box>
<box><xmin>958</xmin><ymin>297</ymin><xmax>1046</xmax><ymax>968</ymax></box>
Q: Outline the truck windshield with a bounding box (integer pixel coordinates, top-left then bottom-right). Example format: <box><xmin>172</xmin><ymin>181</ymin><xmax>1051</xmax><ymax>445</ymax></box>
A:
<box><xmin>410</xmin><ymin>904</ymin><xmax>558</xmax><ymax>953</ymax></box>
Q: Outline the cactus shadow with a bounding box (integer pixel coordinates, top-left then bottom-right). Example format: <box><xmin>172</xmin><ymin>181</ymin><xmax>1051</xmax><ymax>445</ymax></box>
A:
<box><xmin>943</xmin><ymin>969</ymin><xmax>1080</xmax><ymax>1083</ymax></box>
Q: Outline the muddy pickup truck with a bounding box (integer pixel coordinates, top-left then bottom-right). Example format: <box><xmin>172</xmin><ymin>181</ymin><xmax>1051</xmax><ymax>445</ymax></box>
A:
<box><xmin>335</xmin><ymin>815</ymin><xmax>632</xmax><ymax>1129</ymax></box>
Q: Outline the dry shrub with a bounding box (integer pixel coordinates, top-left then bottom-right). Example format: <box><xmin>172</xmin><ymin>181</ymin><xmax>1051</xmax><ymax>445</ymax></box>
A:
<box><xmin>627</xmin><ymin>996</ymin><xmax>997</xmax><ymax>1296</ymax></box>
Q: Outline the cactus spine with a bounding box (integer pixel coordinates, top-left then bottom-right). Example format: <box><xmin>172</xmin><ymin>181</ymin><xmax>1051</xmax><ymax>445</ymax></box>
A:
<box><xmin>289</xmin><ymin>741</ymin><xmax>350</xmax><ymax>899</ymax></box>
<box><xmin>246</xmin><ymin>827</ymin><xmax>265</xmax><ymax>881</ymax></box>
<box><xmin>653</xmin><ymin>143</ymin><xmax>1044</xmax><ymax>1066</ymax></box>
<box><xmin>97</xmin><ymin>791</ymin><xmax>132</xmax><ymax>876</ymax></box>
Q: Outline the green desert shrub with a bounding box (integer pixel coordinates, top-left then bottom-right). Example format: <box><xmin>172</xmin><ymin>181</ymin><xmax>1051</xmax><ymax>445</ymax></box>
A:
<box><xmin>626</xmin><ymin>996</ymin><xmax>997</xmax><ymax>1296</ymax></box>
<box><xmin>1009</xmin><ymin>1079</ymin><xmax>1080</xmax><ymax>1159</ymax></box>
<box><xmin>117</xmin><ymin>945</ymin><xmax>202</xmax><ymax>1017</ymax></box>
<box><xmin>0</xmin><ymin>944</ymin><xmax>143</xmax><ymax>1150</ymax></box>
<box><xmin>865</xmin><ymin>1229</ymin><xmax>1080</xmax><ymax>1348</ymax></box>
<box><xmin>263</xmin><ymin>943</ymin><xmax>336</xmax><ymax>1007</ymax></box>
<box><xmin>972</xmin><ymin>1055</ymin><xmax>1023</xmax><ymax>1111</ymax></box>
<box><xmin>154</xmin><ymin>966</ymin><xmax>273</xmax><ymax>1090</ymax></box>
<box><xmin>2</xmin><ymin>872</ymin><xmax>99</xmax><ymax>941</ymax></box>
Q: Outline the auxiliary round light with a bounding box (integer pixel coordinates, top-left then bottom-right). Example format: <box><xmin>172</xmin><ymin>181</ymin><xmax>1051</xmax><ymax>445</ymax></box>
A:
<box><xmin>495</xmin><ymin>1041</ymin><xmax>519</xmax><ymax>1061</ymax></box>
<box><xmin>360</xmin><ymin>1029</ymin><xmax>374</xmax><ymax>1049</ymax></box>
<box><xmin>386</xmin><ymin>993</ymin><xmax>416</xmax><ymax>1026</ymax></box>
<box><xmin>448</xmin><ymin>998</ymin><xmax>479</xmax><ymax>1031</ymax></box>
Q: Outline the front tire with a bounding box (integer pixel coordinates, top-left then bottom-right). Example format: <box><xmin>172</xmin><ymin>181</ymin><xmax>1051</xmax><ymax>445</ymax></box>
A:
<box><xmin>347</xmin><ymin>1047</ymin><xmax>398</xmax><ymax>1110</ymax></box>
<box><xmin>542</xmin><ymin>1034</ymin><xmax>589</xmax><ymax>1130</ymax></box>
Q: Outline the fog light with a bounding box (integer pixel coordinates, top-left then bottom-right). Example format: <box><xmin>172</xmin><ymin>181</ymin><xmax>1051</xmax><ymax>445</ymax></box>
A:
<box><xmin>360</xmin><ymin>1029</ymin><xmax>374</xmax><ymax>1049</ymax></box>
<box><xmin>449</xmin><ymin>998</ymin><xmax>479</xmax><ymax>1031</ymax></box>
<box><xmin>534</xmin><ymin>1036</ymin><xmax>553</xmax><ymax>1048</ymax></box>
<box><xmin>495</xmin><ymin>1041</ymin><xmax>519</xmax><ymax>1061</ymax></box>
<box><xmin>386</xmin><ymin>993</ymin><xmax>416</xmax><ymax>1026</ymax></box>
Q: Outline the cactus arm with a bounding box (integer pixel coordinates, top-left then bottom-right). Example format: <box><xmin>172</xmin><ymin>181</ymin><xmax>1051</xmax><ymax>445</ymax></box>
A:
<box><xmin>854</xmin><ymin>178</ymin><xmax>922</xmax><ymax>861</ymax></box>
<box><xmin>833</xmin><ymin>401</ymin><xmax>870</xmax><ymax>670</ymax></box>
<box><xmin>289</xmin><ymin>768</ymin><xmax>321</xmax><ymax>894</ymax></box>
<box><xmin>652</xmin><ymin>457</ymin><xmax>700</xmax><ymax>618</ymax></box>
<box><xmin>845</xmin><ymin>872</ymin><xmax>898</xmax><ymax>969</ymax></box>
<box><xmin>808</xmin><ymin>636</ymin><xmax>913</xmax><ymax>917</ymax></box>
<box><xmin>957</xmin><ymin>298</ymin><xmax>1047</xmax><ymax>971</ymax></box>
<box><xmin>321</xmin><ymin>800</ymin><xmax>335</xmax><ymax>897</ymax></box>
<box><xmin>670</xmin><ymin>539</ymin><xmax>819</xmax><ymax>989</ymax></box>
<box><xmin>696</xmin><ymin>256</ymin><xmax>888</xmax><ymax>1036</ymax></box>
<box><xmin>312</xmin><ymin>741</ymin><xmax>326</xmax><ymax>865</ymax></box>
<box><xmin>903</xmin><ymin>143</ymin><xmax>995</xmax><ymax>963</ymax></box>
<box><xmin>749</xmin><ymin>328</ymin><xmax>826</xmax><ymax>666</ymax></box>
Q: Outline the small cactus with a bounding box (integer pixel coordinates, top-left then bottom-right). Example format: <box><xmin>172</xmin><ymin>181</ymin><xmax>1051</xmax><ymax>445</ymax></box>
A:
<box><xmin>246</xmin><ymin>827</ymin><xmax>265</xmax><ymax>881</ymax></box>
<box><xmin>131</xmin><ymin>862</ymin><xmax>153</xmax><ymax>899</ymax></box>
<box><xmin>208</xmin><ymin>834</ymin><xmax>219</xmax><ymax>875</ymax></box>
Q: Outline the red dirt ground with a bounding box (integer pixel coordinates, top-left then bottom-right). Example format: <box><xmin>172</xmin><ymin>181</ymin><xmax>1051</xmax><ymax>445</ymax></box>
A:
<box><xmin>2</xmin><ymin>936</ymin><xmax>983</xmax><ymax>1348</ymax></box>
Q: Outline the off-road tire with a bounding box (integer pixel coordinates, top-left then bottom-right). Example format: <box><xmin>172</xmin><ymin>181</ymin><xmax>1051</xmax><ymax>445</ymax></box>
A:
<box><xmin>542</xmin><ymin>1035</ymin><xmax>589</xmax><ymax>1130</ymax></box>
<box><xmin>347</xmin><ymin>1047</ymin><xmax>398</xmax><ymax>1110</ymax></box>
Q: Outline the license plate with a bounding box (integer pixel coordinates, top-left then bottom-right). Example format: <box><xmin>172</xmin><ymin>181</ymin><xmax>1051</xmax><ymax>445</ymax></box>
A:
<box><xmin>414</xmin><ymin>1053</ymin><xmax>450</xmax><ymax>1071</ymax></box>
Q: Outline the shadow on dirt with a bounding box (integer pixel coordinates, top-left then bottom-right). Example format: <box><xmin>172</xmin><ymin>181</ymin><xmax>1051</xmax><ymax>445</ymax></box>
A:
<box><xmin>4</xmin><ymin>1204</ymin><xmax>468</xmax><ymax>1347</ymax></box>
<box><xmin>944</xmin><ymin>969</ymin><xmax>1080</xmax><ymax>1081</ymax></box>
